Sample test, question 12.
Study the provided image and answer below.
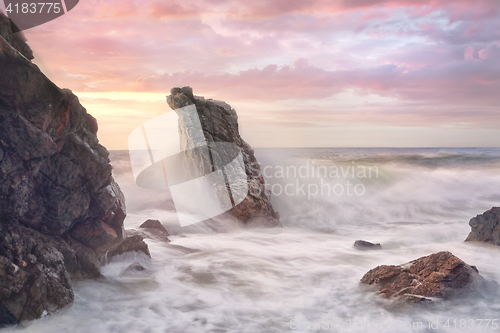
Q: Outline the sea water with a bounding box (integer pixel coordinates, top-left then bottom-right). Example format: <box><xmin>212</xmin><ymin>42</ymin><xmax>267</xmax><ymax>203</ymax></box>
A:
<box><xmin>4</xmin><ymin>148</ymin><xmax>500</xmax><ymax>333</ymax></box>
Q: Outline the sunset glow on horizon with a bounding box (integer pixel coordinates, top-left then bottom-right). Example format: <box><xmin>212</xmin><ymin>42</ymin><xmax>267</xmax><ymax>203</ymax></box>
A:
<box><xmin>4</xmin><ymin>0</ymin><xmax>499</xmax><ymax>149</ymax></box>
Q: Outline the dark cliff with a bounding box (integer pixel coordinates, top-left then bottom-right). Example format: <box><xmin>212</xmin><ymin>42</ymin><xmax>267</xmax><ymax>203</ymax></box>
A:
<box><xmin>0</xmin><ymin>13</ymin><xmax>148</xmax><ymax>325</ymax></box>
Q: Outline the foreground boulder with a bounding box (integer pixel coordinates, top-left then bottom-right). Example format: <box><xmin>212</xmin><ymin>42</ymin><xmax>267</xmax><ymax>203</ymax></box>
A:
<box><xmin>166</xmin><ymin>87</ymin><xmax>281</xmax><ymax>227</ymax></box>
<box><xmin>361</xmin><ymin>252</ymin><xmax>485</xmax><ymax>303</ymax></box>
<box><xmin>0</xmin><ymin>13</ymin><xmax>148</xmax><ymax>325</ymax></box>
<box><xmin>465</xmin><ymin>207</ymin><xmax>500</xmax><ymax>245</ymax></box>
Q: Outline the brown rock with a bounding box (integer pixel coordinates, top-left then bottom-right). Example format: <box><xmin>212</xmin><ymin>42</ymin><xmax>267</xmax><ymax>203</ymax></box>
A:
<box><xmin>139</xmin><ymin>219</ymin><xmax>170</xmax><ymax>242</ymax></box>
<box><xmin>70</xmin><ymin>220</ymin><xmax>119</xmax><ymax>253</ymax></box>
<box><xmin>166</xmin><ymin>87</ymin><xmax>281</xmax><ymax>227</ymax></box>
<box><xmin>361</xmin><ymin>251</ymin><xmax>484</xmax><ymax>302</ymax></box>
<box><xmin>86</xmin><ymin>114</ymin><xmax>98</xmax><ymax>135</ymax></box>
<box><xmin>106</xmin><ymin>229</ymin><xmax>150</xmax><ymax>259</ymax></box>
<box><xmin>53</xmin><ymin>237</ymin><xmax>101</xmax><ymax>281</ymax></box>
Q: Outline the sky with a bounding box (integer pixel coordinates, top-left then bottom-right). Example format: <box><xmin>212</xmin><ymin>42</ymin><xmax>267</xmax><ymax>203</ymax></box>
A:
<box><xmin>3</xmin><ymin>0</ymin><xmax>500</xmax><ymax>149</ymax></box>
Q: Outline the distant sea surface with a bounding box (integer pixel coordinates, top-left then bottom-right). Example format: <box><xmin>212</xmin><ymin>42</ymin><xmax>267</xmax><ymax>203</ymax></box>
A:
<box><xmin>6</xmin><ymin>148</ymin><xmax>500</xmax><ymax>333</ymax></box>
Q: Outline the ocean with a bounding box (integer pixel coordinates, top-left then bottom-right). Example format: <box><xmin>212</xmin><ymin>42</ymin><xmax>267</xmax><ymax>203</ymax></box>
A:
<box><xmin>4</xmin><ymin>147</ymin><xmax>500</xmax><ymax>333</ymax></box>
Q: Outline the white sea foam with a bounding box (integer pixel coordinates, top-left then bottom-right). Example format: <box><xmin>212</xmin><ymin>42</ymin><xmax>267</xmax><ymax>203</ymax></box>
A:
<box><xmin>5</xmin><ymin>148</ymin><xmax>500</xmax><ymax>333</ymax></box>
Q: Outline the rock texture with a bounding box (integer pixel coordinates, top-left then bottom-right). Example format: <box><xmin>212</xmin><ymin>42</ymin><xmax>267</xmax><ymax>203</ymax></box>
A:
<box><xmin>121</xmin><ymin>262</ymin><xmax>147</xmax><ymax>276</ymax></box>
<box><xmin>0</xmin><ymin>222</ymin><xmax>73</xmax><ymax>322</ymax></box>
<box><xmin>0</xmin><ymin>15</ymin><xmax>33</xmax><ymax>60</ymax></box>
<box><xmin>0</xmin><ymin>13</ymin><xmax>148</xmax><ymax>325</ymax></box>
<box><xmin>361</xmin><ymin>252</ymin><xmax>485</xmax><ymax>303</ymax></box>
<box><xmin>465</xmin><ymin>207</ymin><xmax>500</xmax><ymax>245</ymax></box>
<box><xmin>140</xmin><ymin>219</ymin><xmax>170</xmax><ymax>242</ymax></box>
<box><xmin>166</xmin><ymin>87</ymin><xmax>281</xmax><ymax>227</ymax></box>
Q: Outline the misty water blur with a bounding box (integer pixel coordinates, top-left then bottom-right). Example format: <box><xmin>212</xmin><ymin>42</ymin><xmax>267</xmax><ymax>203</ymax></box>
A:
<box><xmin>4</xmin><ymin>148</ymin><xmax>500</xmax><ymax>333</ymax></box>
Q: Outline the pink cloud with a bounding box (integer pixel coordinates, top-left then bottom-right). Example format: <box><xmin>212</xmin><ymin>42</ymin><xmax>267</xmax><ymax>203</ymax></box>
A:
<box><xmin>382</xmin><ymin>44</ymin><xmax>463</xmax><ymax>69</ymax></box>
<box><xmin>478</xmin><ymin>44</ymin><xmax>500</xmax><ymax>59</ymax></box>
<box><xmin>43</xmin><ymin>0</ymin><xmax>498</xmax><ymax>22</ymax></box>
<box><xmin>121</xmin><ymin>56</ymin><xmax>500</xmax><ymax>108</ymax></box>
<box><xmin>92</xmin><ymin>0</ymin><xmax>139</xmax><ymax>18</ymax></box>
<box><xmin>464</xmin><ymin>46</ymin><xmax>476</xmax><ymax>60</ymax></box>
<box><xmin>147</xmin><ymin>1</ymin><xmax>204</xmax><ymax>18</ymax></box>
<box><xmin>223</xmin><ymin>0</ymin><xmax>499</xmax><ymax>19</ymax></box>
<box><xmin>17</xmin><ymin>0</ymin><xmax>499</xmax><ymax>137</ymax></box>
<box><xmin>360</xmin><ymin>8</ymin><xmax>393</xmax><ymax>22</ymax></box>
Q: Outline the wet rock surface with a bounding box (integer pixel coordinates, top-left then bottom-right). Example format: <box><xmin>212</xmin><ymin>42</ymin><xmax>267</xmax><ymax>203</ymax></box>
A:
<box><xmin>0</xmin><ymin>301</ymin><xmax>21</xmax><ymax>328</ymax></box>
<box><xmin>354</xmin><ymin>240</ymin><xmax>381</xmax><ymax>250</ymax></box>
<box><xmin>0</xmin><ymin>13</ymin><xmax>148</xmax><ymax>325</ymax></box>
<box><xmin>139</xmin><ymin>219</ymin><xmax>170</xmax><ymax>242</ymax></box>
<box><xmin>465</xmin><ymin>207</ymin><xmax>500</xmax><ymax>245</ymax></box>
<box><xmin>361</xmin><ymin>251</ymin><xmax>486</xmax><ymax>303</ymax></box>
<box><xmin>166</xmin><ymin>87</ymin><xmax>281</xmax><ymax>227</ymax></box>
<box><xmin>107</xmin><ymin>229</ymin><xmax>150</xmax><ymax>259</ymax></box>
<box><xmin>121</xmin><ymin>262</ymin><xmax>147</xmax><ymax>276</ymax></box>
<box><xmin>0</xmin><ymin>222</ymin><xmax>73</xmax><ymax>323</ymax></box>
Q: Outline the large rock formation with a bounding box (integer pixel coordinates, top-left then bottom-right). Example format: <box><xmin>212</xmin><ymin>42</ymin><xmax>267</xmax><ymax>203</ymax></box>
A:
<box><xmin>465</xmin><ymin>207</ymin><xmax>500</xmax><ymax>245</ymax></box>
<box><xmin>166</xmin><ymin>87</ymin><xmax>281</xmax><ymax>227</ymax></box>
<box><xmin>361</xmin><ymin>252</ymin><xmax>485</xmax><ymax>303</ymax></box>
<box><xmin>0</xmin><ymin>13</ymin><xmax>148</xmax><ymax>325</ymax></box>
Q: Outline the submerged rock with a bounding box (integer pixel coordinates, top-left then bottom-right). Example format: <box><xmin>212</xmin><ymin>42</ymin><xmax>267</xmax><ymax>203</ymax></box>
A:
<box><xmin>166</xmin><ymin>87</ymin><xmax>281</xmax><ymax>228</ymax></box>
<box><xmin>465</xmin><ymin>207</ymin><xmax>500</xmax><ymax>245</ymax></box>
<box><xmin>361</xmin><ymin>251</ymin><xmax>485</xmax><ymax>303</ymax></box>
<box><xmin>354</xmin><ymin>240</ymin><xmax>382</xmax><ymax>250</ymax></box>
<box><xmin>107</xmin><ymin>229</ymin><xmax>150</xmax><ymax>259</ymax></box>
<box><xmin>0</xmin><ymin>13</ymin><xmax>148</xmax><ymax>325</ymax></box>
<box><xmin>121</xmin><ymin>262</ymin><xmax>147</xmax><ymax>276</ymax></box>
<box><xmin>139</xmin><ymin>219</ymin><xmax>170</xmax><ymax>242</ymax></box>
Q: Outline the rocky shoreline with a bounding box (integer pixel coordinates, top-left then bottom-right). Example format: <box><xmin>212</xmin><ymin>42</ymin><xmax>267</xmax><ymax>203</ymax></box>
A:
<box><xmin>0</xmin><ymin>14</ymin><xmax>281</xmax><ymax>327</ymax></box>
